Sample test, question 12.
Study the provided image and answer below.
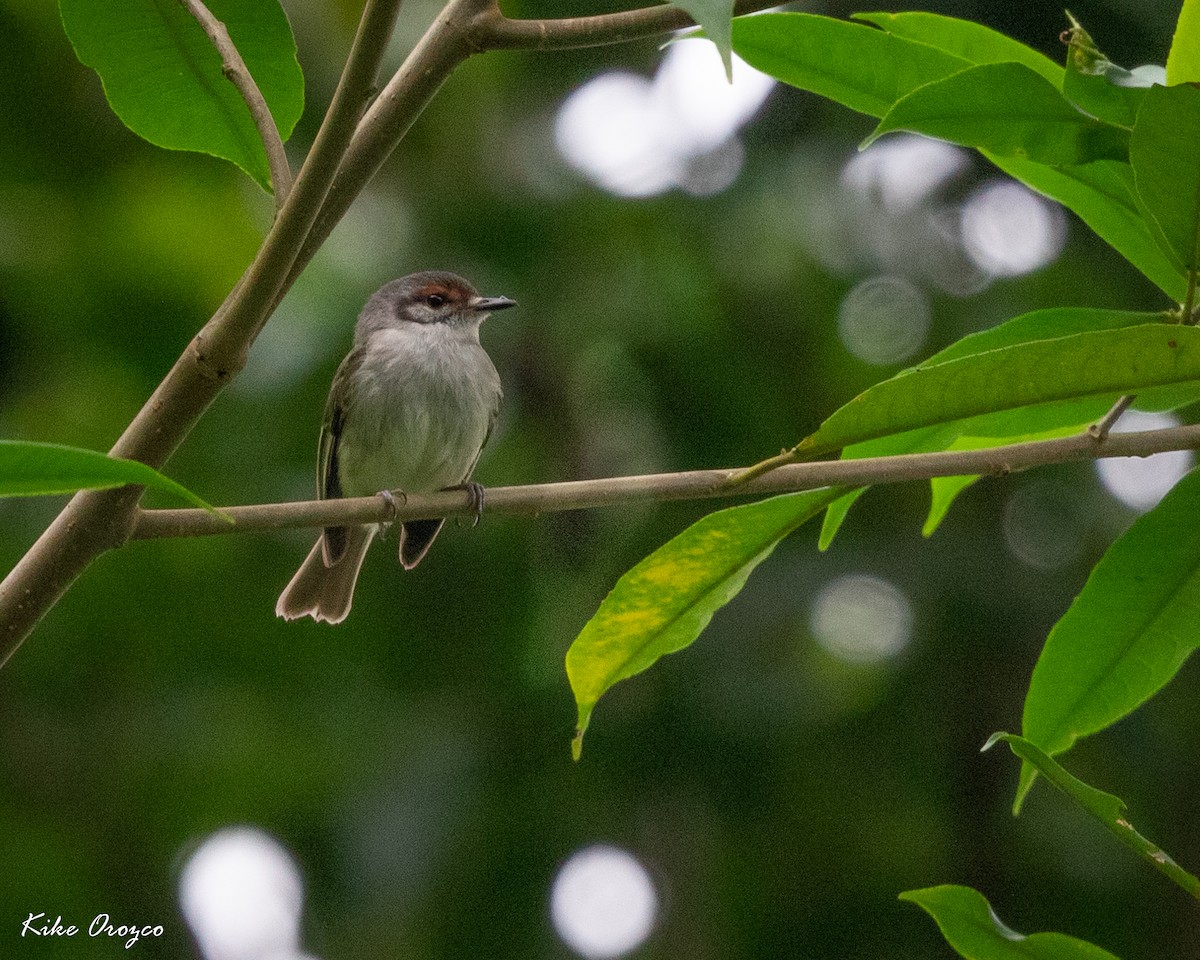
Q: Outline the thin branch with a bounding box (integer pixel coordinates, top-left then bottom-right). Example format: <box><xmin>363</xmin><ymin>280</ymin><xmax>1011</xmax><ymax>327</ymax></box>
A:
<box><xmin>469</xmin><ymin>0</ymin><xmax>784</xmax><ymax>51</ymax></box>
<box><xmin>279</xmin><ymin>0</ymin><xmax>490</xmax><ymax>299</ymax></box>
<box><xmin>130</xmin><ymin>422</ymin><xmax>1200</xmax><ymax>541</ymax></box>
<box><xmin>1089</xmin><ymin>394</ymin><xmax>1135</xmax><ymax>440</ymax></box>
<box><xmin>179</xmin><ymin>0</ymin><xmax>293</xmax><ymax>208</ymax></box>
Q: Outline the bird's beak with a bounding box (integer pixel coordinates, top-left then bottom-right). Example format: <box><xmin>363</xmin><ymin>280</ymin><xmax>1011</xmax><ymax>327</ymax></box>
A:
<box><xmin>470</xmin><ymin>295</ymin><xmax>517</xmax><ymax>313</ymax></box>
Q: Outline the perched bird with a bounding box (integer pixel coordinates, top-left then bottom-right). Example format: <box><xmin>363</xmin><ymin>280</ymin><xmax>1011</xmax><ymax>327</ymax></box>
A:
<box><xmin>276</xmin><ymin>271</ymin><xmax>514</xmax><ymax>624</ymax></box>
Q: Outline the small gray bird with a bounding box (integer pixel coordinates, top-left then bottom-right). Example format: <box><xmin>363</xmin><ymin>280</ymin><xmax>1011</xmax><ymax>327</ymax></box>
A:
<box><xmin>276</xmin><ymin>271</ymin><xmax>514</xmax><ymax>624</ymax></box>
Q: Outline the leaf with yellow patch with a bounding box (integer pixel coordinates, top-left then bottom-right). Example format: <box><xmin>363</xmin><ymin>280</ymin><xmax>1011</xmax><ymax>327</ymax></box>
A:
<box><xmin>567</xmin><ymin>487</ymin><xmax>845</xmax><ymax>758</ymax></box>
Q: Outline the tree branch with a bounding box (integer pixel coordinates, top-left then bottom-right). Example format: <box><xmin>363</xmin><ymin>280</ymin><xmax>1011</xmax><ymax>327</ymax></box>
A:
<box><xmin>469</xmin><ymin>0</ymin><xmax>782</xmax><ymax>51</ymax></box>
<box><xmin>179</xmin><ymin>0</ymin><xmax>293</xmax><ymax>208</ymax></box>
<box><xmin>129</xmin><ymin>422</ymin><xmax>1200</xmax><ymax>541</ymax></box>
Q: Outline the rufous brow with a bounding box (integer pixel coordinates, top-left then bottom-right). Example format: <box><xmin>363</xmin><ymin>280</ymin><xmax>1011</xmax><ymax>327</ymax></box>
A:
<box><xmin>415</xmin><ymin>282</ymin><xmax>466</xmax><ymax>302</ymax></box>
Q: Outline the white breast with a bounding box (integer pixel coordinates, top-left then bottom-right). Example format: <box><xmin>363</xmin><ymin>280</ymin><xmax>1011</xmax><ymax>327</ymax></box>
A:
<box><xmin>335</xmin><ymin>324</ymin><xmax>501</xmax><ymax>498</ymax></box>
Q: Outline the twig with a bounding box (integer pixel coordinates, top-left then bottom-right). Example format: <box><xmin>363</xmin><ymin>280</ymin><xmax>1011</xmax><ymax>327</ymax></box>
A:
<box><xmin>1089</xmin><ymin>394</ymin><xmax>1134</xmax><ymax>440</ymax></box>
<box><xmin>130</xmin><ymin>422</ymin><xmax>1200</xmax><ymax>541</ymax></box>
<box><xmin>178</xmin><ymin>0</ymin><xmax>293</xmax><ymax>208</ymax></box>
<box><xmin>725</xmin><ymin>445</ymin><xmax>800</xmax><ymax>488</ymax></box>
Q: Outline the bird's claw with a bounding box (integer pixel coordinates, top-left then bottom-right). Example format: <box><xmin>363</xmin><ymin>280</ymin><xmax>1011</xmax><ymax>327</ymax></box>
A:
<box><xmin>466</xmin><ymin>482</ymin><xmax>484</xmax><ymax>527</ymax></box>
<box><xmin>377</xmin><ymin>488</ymin><xmax>407</xmax><ymax>527</ymax></box>
<box><xmin>446</xmin><ymin>482</ymin><xmax>485</xmax><ymax>528</ymax></box>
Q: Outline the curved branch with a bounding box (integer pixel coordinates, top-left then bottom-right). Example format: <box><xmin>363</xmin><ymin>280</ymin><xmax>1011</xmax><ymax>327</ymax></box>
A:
<box><xmin>130</xmin><ymin>422</ymin><xmax>1200</xmax><ymax>540</ymax></box>
<box><xmin>470</xmin><ymin>0</ymin><xmax>782</xmax><ymax>51</ymax></box>
<box><xmin>179</xmin><ymin>0</ymin><xmax>293</xmax><ymax>207</ymax></box>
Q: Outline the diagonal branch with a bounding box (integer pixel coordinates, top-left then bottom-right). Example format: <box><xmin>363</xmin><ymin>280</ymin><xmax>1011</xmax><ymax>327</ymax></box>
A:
<box><xmin>179</xmin><ymin>0</ymin><xmax>293</xmax><ymax>208</ymax></box>
<box><xmin>129</xmin><ymin>422</ymin><xmax>1200</xmax><ymax>541</ymax></box>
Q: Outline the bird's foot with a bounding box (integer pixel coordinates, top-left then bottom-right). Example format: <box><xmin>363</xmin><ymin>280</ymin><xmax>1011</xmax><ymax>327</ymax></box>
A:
<box><xmin>445</xmin><ymin>482</ymin><xmax>485</xmax><ymax>528</ymax></box>
<box><xmin>376</xmin><ymin>489</ymin><xmax>408</xmax><ymax>533</ymax></box>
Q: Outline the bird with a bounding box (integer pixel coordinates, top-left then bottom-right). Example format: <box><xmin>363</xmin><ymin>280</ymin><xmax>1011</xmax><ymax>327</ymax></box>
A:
<box><xmin>276</xmin><ymin>271</ymin><xmax>514</xmax><ymax>624</ymax></box>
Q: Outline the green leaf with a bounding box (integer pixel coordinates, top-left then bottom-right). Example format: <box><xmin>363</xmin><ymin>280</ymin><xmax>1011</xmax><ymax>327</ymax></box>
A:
<box><xmin>865</xmin><ymin>63</ymin><xmax>1129</xmax><ymax>166</ymax></box>
<box><xmin>672</xmin><ymin>0</ymin><xmax>735</xmax><ymax>80</ymax></box>
<box><xmin>1167</xmin><ymin>0</ymin><xmax>1200</xmax><ymax>85</ymax></box>
<box><xmin>900</xmin><ymin>884</ymin><xmax>1121</xmax><ymax>959</ymax></box>
<box><xmin>1017</xmin><ymin>465</ymin><xmax>1200</xmax><ymax>809</ymax></box>
<box><xmin>927</xmin><ymin>308</ymin><xmax>1170</xmax><ymax>366</ymax></box>
<box><xmin>852</xmin><ymin>12</ymin><xmax>1063</xmax><ymax>88</ymax></box>
<box><xmin>986</xmin><ymin>155</ymin><xmax>1188</xmax><ymax>302</ymax></box>
<box><xmin>731</xmin><ymin>13</ymin><xmax>969</xmax><ymax>119</ymax></box>
<box><xmin>1062</xmin><ymin>14</ymin><xmax>1148</xmax><ymax>129</ymax></box>
<box><xmin>921</xmin><ymin>425</ymin><xmax>1088</xmax><ymax>538</ymax></box>
<box><xmin>797</xmin><ymin>323</ymin><xmax>1200</xmax><ymax>461</ymax></box>
<box><xmin>924</xmin><ymin>474</ymin><xmax>979</xmax><ymax>537</ymax></box>
<box><xmin>1130</xmin><ymin>84</ymin><xmax>1200</xmax><ymax>273</ymax></box>
<box><xmin>59</xmin><ymin>0</ymin><xmax>303</xmax><ymax>192</ymax></box>
<box><xmin>816</xmin><ymin>309</ymin><xmax>1179</xmax><ymax>547</ymax></box>
<box><xmin>987</xmin><ymin>734</ymin><xmax>1200</xmax><ymax>897</ymax></box>
<box><xmin>819</xmin><ymin>488</ymin><xmax>868</xmax><ymax>550</ymax></box>
<box><xmin>0</xmin><ymin>440</ymin><xmax>217</xmax><ymax>511</ymax></box>
<box><xmin>567</xmin><ymin>487</ymin><xmax>846</xmax><ymax>758</ymax></box>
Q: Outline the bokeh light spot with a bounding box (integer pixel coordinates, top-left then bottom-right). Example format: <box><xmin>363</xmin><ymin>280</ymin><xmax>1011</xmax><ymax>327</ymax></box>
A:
<box><xmin>178</xmin><ymin>826</ymin><xmax>305</xmax><ymax>960</ymax></box>
<box><xmin>841</xmin><ymin>135</ymin><xmax>970</xmax><ymax>212</ymax></box>
<box><xmin>1003</xmin><ymin>481</ymin><xmax>1086</xmax><ymax>570</ymax></box>
<box><xmin>837</xmin><ymin>275</ymin><xmax>931</xmax><ymax>365</ymax></box>
<box><xmin>810</xmin><ymin>574</ymin><xmax>913</xmax><ymax>664</ymax></box>
<box><xmin>1096</xmin><ymin>411</ymin><xmax>1193</xmax><ymax>511</ymax></box>
<box><xmin>554</xmin><ymin>41</ymin><xmax>773</xmax><ymax>197</ymax></box>
<box><xmin>550</xmin><ymin>845</ymin><xmax>658</xmax><ymax>959</ymax></box>
<box><xmin>960</xmin><ymin>180</ymin><xmax>1066</xmax><ymax>276</ymax></box>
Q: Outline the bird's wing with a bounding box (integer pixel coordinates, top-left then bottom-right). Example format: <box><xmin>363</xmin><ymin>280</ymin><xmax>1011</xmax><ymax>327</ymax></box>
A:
<box><xmin>462</xmin><ymin>385</ymin><xmax>502</xmax><ymax>481</ymax></box>
<box><xmin>318</xmin><ymin>349</ymin><xmax>362</xmax><ymax>565</ymax></box>
<box><xmin>319</xmin><ymin>348</ymin><xmax>364</xmax><ymax>500</ymax></box>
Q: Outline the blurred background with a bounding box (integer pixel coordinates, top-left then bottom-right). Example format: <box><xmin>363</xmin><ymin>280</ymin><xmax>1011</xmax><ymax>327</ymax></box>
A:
<box><xmin>2</xmin><ymin>0</ymin><xmax>1198</xmax><ymax>957</ymax></box>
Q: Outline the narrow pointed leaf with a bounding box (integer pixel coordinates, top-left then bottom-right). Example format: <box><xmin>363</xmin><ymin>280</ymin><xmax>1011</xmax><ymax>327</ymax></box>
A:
<box><xmin>866</xmin><ymin>63</ymin><xmax>1129</xmax><ymax>166</ymax></box>
<box><xmin>922</xmin><ymin>425</ymin><xmax>1086</xmax><ymax>537</ymax></box>
<box><xmin>672</xmin><ymin>0</ymin><xmax>735</xmax><ymax>80</ymax></box>
<box><xmin>0</xmin><ymin>440</ymin><xmax>217</xmax><ymax>511</ymax></box>
<box><xmin>900</xmin><ymin>885</ymin><xmax>1121</xmax><ymax>960</ymax></box>
<box><xmin>924</xmin><ymin>474</ymin><xmax>978</xmax><ymax>537</ymax></box>
<box><xmin>1130</xmin><ymin>83</ymin><xmax>1200</xmax><ymax>272</ymax></box>
<box><xmin>814</xmin><ymin>310</ymin><xmax>1194</xmax><ymax>546</ymax></box>
<box><xmin>567</xmin><ymin>488</ymin><xmax>845</xmax><ymax>758</ymax></box>
<box><xmin>1017</xmin><ymin>466</ymin><xmax>1200</xmax><ymax>809</ymax></box>
<box><xmin>59</xmin><ymin>0</ymin><xmax>303</xmax><ymax>192</ymax></box>
<box><xmin>731</xmin><ymin>13</ymin><xmax>969</xmax><ymax>119</ymax></box>
<box><xmin>1167</xmin><ymin>0</ymin><xmax>1200</xmax><ymax>85</ymax></box>
<box><xmin>852</xmin><ymin>12</ymin><xmax>1063</xmax><ymax>87</ymax></box>
<box><xmin>986</xmin><ymin>155</ymin><xmax>1187</xmax><ymax>301</ymax></box>
<box><xmin>987</xmin><ymin>734</ymin><xmax>1200</xmax><ymax>896</ymax></box>
<box><xmin>796</xmin><ymin>324</ymin><xmax>1200</xmax><ymax>461</ymax></box>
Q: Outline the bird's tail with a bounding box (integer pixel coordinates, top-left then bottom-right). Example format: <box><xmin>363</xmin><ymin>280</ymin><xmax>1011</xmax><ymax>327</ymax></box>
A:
<box><xmin>276</xmin><ymin>526</ymin><xmax>376</xmax><ymax>624</ymax></box>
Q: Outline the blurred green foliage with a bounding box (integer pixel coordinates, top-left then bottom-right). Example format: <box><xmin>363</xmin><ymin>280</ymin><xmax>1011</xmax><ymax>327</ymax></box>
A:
<box><xmin>2</xmin><ymin>1</ymin><xmax>1199</xmax><ymax>958</ymax></box>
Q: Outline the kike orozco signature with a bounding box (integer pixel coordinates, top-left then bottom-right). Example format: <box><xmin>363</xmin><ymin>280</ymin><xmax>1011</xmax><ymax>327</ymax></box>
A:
<box><xmin>21</xmin><ymin>912</ymin><xmax>164</xmax><ymax>949</ymax></box>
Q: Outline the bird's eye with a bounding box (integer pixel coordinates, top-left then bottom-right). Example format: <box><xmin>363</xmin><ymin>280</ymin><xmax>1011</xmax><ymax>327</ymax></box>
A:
<box><xmin>426</xmin><ymin>294</ymin><xmax>446</xmax><ymax>308</ymax></box>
